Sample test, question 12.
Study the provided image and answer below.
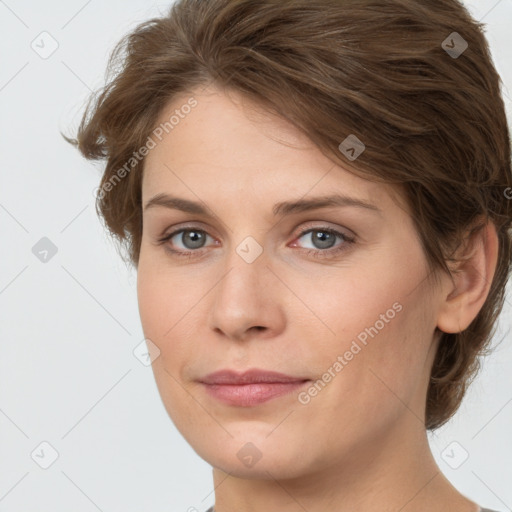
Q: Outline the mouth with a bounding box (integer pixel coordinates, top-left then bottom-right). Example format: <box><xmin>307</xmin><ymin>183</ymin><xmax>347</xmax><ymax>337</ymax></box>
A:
<box><xmin>198</xmin><ymin>368</ymin><xmax>311</xmax><ymax>407</ymax></box>
<box><xmin>200</xmin><ymin>381</ymin><xmax>311</xmax><ymax>406</ymax></box>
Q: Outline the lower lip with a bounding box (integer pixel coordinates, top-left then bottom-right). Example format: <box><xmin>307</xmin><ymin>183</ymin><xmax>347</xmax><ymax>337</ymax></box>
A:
<box><xmin>201</xmin><ymin>381</ymin><xmax>310</xmax><ymax>406</ymax></box>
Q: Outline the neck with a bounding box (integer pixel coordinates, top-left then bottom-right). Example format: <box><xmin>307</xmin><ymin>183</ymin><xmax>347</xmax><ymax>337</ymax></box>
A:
<box><xmin>211</xmin><ymin>416</ymin><xmax>478</xmax><ymax>512</ymax></box>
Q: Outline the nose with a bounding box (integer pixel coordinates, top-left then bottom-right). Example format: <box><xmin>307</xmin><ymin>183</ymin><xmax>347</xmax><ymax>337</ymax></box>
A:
<box><xmin>207</xmin><ymin>251</ymin><xmax>286</xmax><ymax>342</ymax></box>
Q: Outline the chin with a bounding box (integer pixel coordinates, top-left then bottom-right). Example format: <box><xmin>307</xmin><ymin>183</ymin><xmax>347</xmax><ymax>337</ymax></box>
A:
<box><xmin>190</xmin><ymin>432</ymin><xmax>316</xmax><ymax>481</ymax></box>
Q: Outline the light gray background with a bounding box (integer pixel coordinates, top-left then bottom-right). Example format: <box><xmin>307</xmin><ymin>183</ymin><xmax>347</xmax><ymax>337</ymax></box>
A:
<box><xmin>1</xmin><ymin>1</ymin><xmax>511</xmax><ymax>511</ymax></box>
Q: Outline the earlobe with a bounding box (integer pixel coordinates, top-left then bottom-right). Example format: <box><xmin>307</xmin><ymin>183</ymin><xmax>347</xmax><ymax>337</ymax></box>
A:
<box><xmin>436</xmin><ymin>219</ymin><xmax>499</xmax><ymax>334</ymax></box>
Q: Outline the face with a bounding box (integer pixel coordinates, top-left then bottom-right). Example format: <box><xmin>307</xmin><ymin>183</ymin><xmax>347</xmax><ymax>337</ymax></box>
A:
<box><xmin>137</xmin><ymin>84</ymin><xmax>442</xmax><ymax>479</ymax></box>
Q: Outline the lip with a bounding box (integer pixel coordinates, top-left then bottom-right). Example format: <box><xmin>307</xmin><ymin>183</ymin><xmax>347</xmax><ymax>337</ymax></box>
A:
<box><xmin>200</xmin><ymin>368</ymin><xmax>309</xmax><ymax>385</ymax></box>
<box><xmin>198</xmin><ymin>369</ymin><xmax>311</xmax><ymax>407</ymax></box>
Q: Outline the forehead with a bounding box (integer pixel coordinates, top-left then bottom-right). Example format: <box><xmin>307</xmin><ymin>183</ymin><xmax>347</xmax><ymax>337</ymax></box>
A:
<box><xmin>142</xmin><ymin>85</ymin><xmax>404</xmax><ymax>214</ymax></box>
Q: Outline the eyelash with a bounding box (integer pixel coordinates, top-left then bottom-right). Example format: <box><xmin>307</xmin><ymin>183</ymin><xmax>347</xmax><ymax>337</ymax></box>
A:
<box><xmin>156</xmin><ymin>225</ymin><xmax>356</xmax><ymax>260</ymax></box>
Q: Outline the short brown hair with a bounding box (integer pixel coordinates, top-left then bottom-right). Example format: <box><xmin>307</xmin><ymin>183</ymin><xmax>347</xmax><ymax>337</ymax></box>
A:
<box><xmin>64</xmin><ymin>0</ymin><xmax>512</xmax><ymax>430</ymax></box>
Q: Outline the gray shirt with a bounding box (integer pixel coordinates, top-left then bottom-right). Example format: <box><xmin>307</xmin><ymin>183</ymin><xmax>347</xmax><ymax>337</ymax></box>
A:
<box><xmin>204</xmin><ymin>506</ymin><xmax>500</xmax><ymax>511</ymax></box>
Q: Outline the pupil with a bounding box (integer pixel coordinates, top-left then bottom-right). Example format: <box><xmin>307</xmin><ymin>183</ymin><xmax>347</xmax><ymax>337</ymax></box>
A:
<box><xmin>314</xmin><ymin>231</ymin><xmax>335</xmax><ymax>249</ymax></box>
<box><xmin>185</xmin><ymin>231</ymin><xmax>204</xmax><ymax>249</ymax></box>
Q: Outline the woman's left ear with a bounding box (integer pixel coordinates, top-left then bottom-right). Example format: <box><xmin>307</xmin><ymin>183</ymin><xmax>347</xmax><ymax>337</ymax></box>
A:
<box><xmin>436</xmin><ymin>218</ymin><xmax>499</xmax><ymax>334</ymax></box>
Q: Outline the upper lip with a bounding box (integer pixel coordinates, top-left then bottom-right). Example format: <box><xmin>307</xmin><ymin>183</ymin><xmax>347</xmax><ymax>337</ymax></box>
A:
<box><xmin>199</xmin><ymin>368</ymin><xmax>310</xmax><ymax>385</ymax></box>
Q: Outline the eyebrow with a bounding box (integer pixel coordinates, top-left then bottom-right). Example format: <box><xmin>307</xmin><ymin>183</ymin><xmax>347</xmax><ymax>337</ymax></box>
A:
<box><xmin>143</xmin><ymin>192</ymin><xmax>382</xmax><ymax>217</ymax></box>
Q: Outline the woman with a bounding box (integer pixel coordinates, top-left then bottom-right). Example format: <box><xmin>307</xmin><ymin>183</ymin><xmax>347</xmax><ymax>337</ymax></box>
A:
<box><xmin>65</xmin><ymin>0</ymin><xmax>511</xmax><ymax>510</ymax></box>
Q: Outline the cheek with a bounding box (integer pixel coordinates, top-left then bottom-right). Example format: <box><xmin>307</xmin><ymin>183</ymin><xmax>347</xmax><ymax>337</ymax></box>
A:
<box><xmin>336</xmin><ymin>287</ymin><xmax>434</xmax><ymax>419</ymax></box>
<box><xmin>299</xmin><ymin>261</ymin><xmax>418</xmax><ymax>354</ymax></box>
<box><xmin>136</xmin><ymin>260</ymin><xmax>200</xmax><ymax>424</ymax></box>
<box><xmin>137</xmin><ymin>265</ymin><xmax>165</xmax><ymax>339</ymax></box>
<box><xmin>303</xmin><ymin>253</ymin><xmax>434</xmax><ymax>403</ymax></box>
<box><xmin>136</xmin><ymin>257</ymin><xmax>205</xmax><ymax>377</ymax></box>
<box><xmin>137</xmin><ymin>244</ymin><xmax>186</xmax><ymax>328</ymax></box>
<box><xmin>136</xmin><ymin>258</ymin><xmax>178</xmax><ymax>351</ymax></box>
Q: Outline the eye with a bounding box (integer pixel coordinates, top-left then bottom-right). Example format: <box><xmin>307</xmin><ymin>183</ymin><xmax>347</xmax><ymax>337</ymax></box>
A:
<box><xmin>157</xmin><ymin>228</ymin><xmax>215</xmax><ymax>257</ymax></box>
<box><xmin>290</xmin><ymin>227</ymin><xmax>355</xmax><ymax>258</ymax></box>
<box><xmin>156</xmin><ymin>225</ymin><xmax>355</xmax><ymax>260</ymax></box>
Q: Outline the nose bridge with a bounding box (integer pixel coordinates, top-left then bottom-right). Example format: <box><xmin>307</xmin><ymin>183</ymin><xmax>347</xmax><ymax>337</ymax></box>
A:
<box><xmin>207</xmin><ymin>236</ymin><xmax>284</xmax><ymax>340</ymax></box>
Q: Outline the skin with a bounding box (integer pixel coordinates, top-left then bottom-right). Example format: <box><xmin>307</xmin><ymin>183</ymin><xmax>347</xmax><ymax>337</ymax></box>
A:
<box><xmin>136</xmin><ymin>84</ymin><xmax>498</xmax><ymax>512</ymax></box>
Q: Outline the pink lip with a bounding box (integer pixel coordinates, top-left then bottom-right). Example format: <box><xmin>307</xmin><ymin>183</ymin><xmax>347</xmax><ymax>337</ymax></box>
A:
<box><xmin>199</xmin><ymin>369</ymin><xmax>311</xmax><ymax>407</ymax></box>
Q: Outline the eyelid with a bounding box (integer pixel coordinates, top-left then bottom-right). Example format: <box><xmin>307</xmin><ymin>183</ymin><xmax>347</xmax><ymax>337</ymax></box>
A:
<box><xmin>157</xmin><ymin>220</ymin><xmax>356</xmax><ymax>260</ymax></box>
<box><xmin>159</xmin><ymin>219</ymin><xmax>354</xmax><ymax>238</ymax></box>
<box><xmin>158</xmin><ymin>221</ymin><xmax>219</xmax><ymax>240</ymax></box>
<box><xmin>291</xmin><ymin>220</ymin><xmax>355</xmax><ymax>240</ymax></box>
